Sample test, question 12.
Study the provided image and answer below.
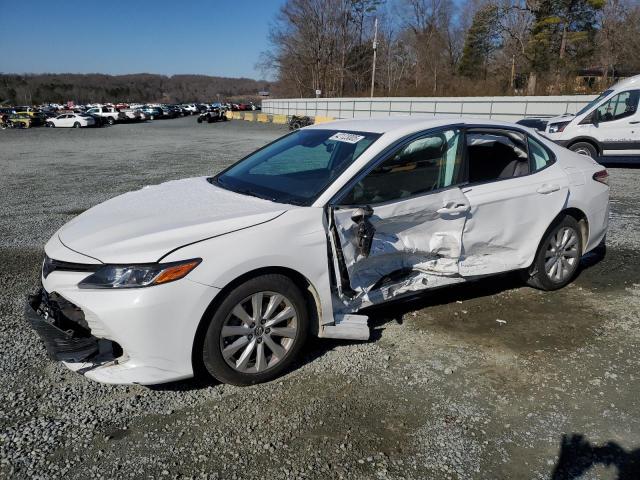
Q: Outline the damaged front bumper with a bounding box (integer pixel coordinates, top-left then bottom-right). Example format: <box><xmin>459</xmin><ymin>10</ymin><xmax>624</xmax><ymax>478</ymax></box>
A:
<box><xmin>26</xmin><ymin>288</ymin><xmax>101</xmax><ymax>362</ymax></box>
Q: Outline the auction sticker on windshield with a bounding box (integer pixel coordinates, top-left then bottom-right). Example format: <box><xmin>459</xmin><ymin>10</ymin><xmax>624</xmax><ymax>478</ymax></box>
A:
<box><xmin>329</xmin><ymin>132</ymin><xmax>366</xmax><ymax>144</ymax></box>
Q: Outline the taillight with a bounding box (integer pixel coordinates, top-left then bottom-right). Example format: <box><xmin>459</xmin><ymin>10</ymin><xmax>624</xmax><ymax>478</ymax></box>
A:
<box><xmin>593</xmin><ymin>169</ymin><xmax>609</xmax><ymax>186</ymax></box>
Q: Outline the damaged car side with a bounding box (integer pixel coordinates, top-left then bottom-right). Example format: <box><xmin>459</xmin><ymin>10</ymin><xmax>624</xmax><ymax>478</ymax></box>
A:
<box><xmin>27</xmin><ymin>118</ymin><xmax>609</xmax><ymax>386</ymax></box>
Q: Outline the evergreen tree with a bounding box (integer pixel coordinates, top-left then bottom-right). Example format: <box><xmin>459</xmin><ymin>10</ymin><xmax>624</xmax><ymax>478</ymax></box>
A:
<box><xmin>458</xmin><ymin>4</ymin><xmax>501</xmax><ymax>79</ymax></box>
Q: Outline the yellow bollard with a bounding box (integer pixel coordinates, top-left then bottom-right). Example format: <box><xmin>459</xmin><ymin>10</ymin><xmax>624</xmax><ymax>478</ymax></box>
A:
<box><xmin>313</xmin><ymin>116</ymin><xmax>334</xmax><ymax>124</ymax></box>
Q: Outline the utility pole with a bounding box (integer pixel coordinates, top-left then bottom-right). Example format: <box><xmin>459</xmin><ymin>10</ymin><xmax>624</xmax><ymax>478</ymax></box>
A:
<box><xmin>370</xmin><ymin>18</ymin><xmax>378</xmax><ymax>98</ymax></box>
<box><xmin>510</xmin><ymin>55</ymin><xmax>516</xmax><ymax>91</ymax></box>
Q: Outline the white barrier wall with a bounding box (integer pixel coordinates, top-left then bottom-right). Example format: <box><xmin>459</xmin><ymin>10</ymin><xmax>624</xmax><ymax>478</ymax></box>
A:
<box><xmin>262</xmin><ymin>95</ymin><xmax>598</xmax><ymax>121</ymax></box>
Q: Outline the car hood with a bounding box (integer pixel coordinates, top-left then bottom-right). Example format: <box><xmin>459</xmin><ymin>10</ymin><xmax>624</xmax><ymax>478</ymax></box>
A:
<box><xmin>57</xmin><ymin>177</ymin><xmax>290</xmax><ymax>264</ymax></box>
<box><xmin>546</xmin><ymin>114</ymin><xmax>575</xmax><ymax>125</ymax></box>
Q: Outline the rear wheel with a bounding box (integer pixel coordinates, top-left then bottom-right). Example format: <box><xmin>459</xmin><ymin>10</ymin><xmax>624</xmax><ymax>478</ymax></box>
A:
<box><xmin>73</xmin><ymin>122</ymin><xmax>81</xmax><ymax>128</ymax></box>
<box><xmin>524</xmin><ymin>216</ymin><xmax>583</xmax><ymax>291</ymax></box>
<box><xmin>201</xmin><ymin>274</ymin><xmax>308</xmax><ymax>386</ymax></box>
<box><xmin>569</xmin><ymin>142</ymin><xmax>598</xmax><ymax>159</ymax></box>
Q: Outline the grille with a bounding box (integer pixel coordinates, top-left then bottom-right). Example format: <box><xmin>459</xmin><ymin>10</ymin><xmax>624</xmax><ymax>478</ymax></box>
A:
<box><xmin>43</xmin><ymin>255</ymin><xmax>99</xmax><ymax>279</ymax></box>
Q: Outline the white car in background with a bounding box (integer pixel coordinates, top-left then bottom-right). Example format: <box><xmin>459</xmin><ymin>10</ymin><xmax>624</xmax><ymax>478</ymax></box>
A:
<box><xmin>27</xmin><ymin>118</ymin><xmax>609</xmax><ymax>386</ymax></box>
<box><xmin>544</xmin><ymin>73</ymin><xmax>640</xmax><ymax>159</ymax></box>
<box><xmin>181</xmin><ymin>104</ymin><xmax>198</xmax><ymax>114</ymax></box>
<box><xmin>85</xmin><ymin>106</ymin><xmax>123</xmax><ymax>125</ymax></box>
<box><xmin>46</xmin><ymin>113</ymin><xmax>96</xmax><ymax>128</ymax></box>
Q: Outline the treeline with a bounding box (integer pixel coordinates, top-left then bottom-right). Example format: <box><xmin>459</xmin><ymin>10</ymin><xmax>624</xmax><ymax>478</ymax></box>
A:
<box><xmin>261</xmin><ymin>0</ymin><xmax>640</xmax><ymax>98</ymax></box>
<box><xmin>0</xmin><ymin>73</ymin><xmax>270</xmax><ymax>105</ymax></box>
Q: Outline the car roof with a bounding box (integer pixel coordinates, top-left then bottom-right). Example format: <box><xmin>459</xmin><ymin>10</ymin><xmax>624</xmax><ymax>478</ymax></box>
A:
<box><xmin>303</xmin><ymin>116</ymin><xmax>526</xmax><ymax>135</ymax></box>
<box><xmin>610</xmin><ymin>74</ymin><xmax>640</xmax><ymax>91</ymax></box>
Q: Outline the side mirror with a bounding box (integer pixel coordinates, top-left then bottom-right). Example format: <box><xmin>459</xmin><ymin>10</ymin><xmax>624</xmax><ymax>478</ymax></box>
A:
<box><xmin>351</xmin><ymin>205</ymin><xmax>374</xmax><ymax>223</ymax></box>
<box><xmin>592</xmin><ymin>109</ymin><xmax>600</xmax><ymax>125</ymax></box>
<box><xmin>350</xmin><ymin>205</ymin><xmax>375</xmax><ymax>258</ymax></box>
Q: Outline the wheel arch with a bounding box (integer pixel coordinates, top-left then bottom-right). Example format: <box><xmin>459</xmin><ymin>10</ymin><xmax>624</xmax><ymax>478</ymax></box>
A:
<box><xmin>190</xmin><ymin>266</ymin><xmax>322</xmax><ymax>377</ymax></box>
<box><xmin>562</xmin><ymin>207</ymin><xmax>589</xmax><ymax>250</ymax></box>
<box><xmin>532</xmin><ymin>207</ymin><xmax>589</xmax><ymax>267</ymax></box>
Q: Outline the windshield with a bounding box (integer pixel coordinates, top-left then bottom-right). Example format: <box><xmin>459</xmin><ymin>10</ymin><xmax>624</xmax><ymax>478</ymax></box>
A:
<box><xmin>576</xmin><ymin>89</ymin><xmax>613</xmax><ymax>117</ymax></box>
<box><xmin>213</xmin><ymin>129</ymin><xmax>381</xmax><ymax>205</ymax></box>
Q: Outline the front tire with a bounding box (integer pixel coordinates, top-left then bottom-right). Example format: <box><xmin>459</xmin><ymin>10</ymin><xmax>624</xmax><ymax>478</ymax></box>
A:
<box><xmin>524</xmin><ymin>216</ymin><xmax>583</xmax><ymax>291</ymax></box>
<box><xmin>569</xmin><ymin>142</ymin><xmax>598</xmax><ymax>159</ymax></box>
<box><xmin>201</xmin><ymin>274</ymin><xmax>309</xmax><ymax>386</ymax></box>
<box><xmin>46</xmin><ymin>122</ymin><xmax>54</xmax><ymax>128</ymax></box>
<box><xmin>107</xmin><ymin>117</ymin><xmax>116</xmax><ymax>126</ymax></box>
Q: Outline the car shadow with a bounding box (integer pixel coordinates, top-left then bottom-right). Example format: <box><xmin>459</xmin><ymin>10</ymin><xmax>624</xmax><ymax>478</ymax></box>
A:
<box><xmin>598</xmin><ymin>156</ymin><xmax>640</xmax><ymax>168</ymax></box>
<box><xmin>551</xmin><ymin>434</ymin><xmax>640</xmax><ymax>480</ymax></box>
<box><xmin>151</xmin><ymin>246</ymin><xmax>607</xmax><ymax>392</ymax></box>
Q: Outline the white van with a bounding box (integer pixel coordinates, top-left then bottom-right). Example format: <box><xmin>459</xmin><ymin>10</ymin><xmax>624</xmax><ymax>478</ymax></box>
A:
<box><xmin>544</xmin><ymin>74</ymin><xmax>640</xmax><ymax>159</ymax></box>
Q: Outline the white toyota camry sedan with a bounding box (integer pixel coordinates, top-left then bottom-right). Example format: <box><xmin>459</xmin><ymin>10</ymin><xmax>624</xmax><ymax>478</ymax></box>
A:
<box><xmin>27</xmin><ymin>118</ymin><xmax>609</xmax><ymax>386</ymax></box>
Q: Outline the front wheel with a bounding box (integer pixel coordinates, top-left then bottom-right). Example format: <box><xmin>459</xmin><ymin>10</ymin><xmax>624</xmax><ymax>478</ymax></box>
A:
<box><xmin>524</xmin><ymin>216</ymin><xmax>583</xmax><ymax>291</ymax></box>
<box><xmin>107</xmin><ymin>117</ymin><xmax>116</xmax><ymax>126</ymax></box>
<box><xmin>569</xmin><ymin>142</ymin><xmax>598</xmax><ymax>159</ymax></box>
<box><xmin>46</xmin><ymin>122</ymin><xmax>54</xmax><ymax>128</ymax></box>
<box><xmin>201</xmin><ymin>274</ymin><xmax>309</xmax><ymax>386</ymax></box>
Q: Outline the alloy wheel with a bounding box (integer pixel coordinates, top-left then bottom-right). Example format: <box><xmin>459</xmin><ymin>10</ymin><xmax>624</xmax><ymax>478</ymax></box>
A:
<box><xmin>544</xmin><ymin>227</ymin><xmax>579</xmax><ymax>283</ymax></box>
<box><xmin>220</xmin><ymin>291</ymin><xmax>298</xmax><ymax>374</ymax></box>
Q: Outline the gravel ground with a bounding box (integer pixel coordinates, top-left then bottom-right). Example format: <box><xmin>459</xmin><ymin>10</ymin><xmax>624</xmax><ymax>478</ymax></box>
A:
<box><xmin>1</xmin><ymin>117</ymin><xmax>639</xmax><ymax>480</ymax></box>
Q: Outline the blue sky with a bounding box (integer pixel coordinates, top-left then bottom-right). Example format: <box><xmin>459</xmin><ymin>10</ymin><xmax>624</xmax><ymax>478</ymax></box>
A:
<box><xmin>0</xmin><ymin>0</ymin><xmax>286</xmax><ymax>79</ymax></box>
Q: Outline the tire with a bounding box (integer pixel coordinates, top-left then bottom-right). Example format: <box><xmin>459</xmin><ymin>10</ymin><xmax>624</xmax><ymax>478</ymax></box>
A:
<box><xmin>201</xmin><ymin>274</ymin><xmax>309</xmax><ymax>386</ymax></box>
<box><xmin>73</xmin><ymin>122</ymin><xmax>81</xmax><ymax>128</ymax></box>
<box><xmin>569</xmin><ymin>142</ymin><xmax>598</xmax><ymax>159</ymax></box>
<box><xmin>46</xmin><ymin>122</ymin><xmax>54</xmax><ymax>128</ymax></box>
<box><xmin>291</xmin><ymin>121</ymin><xmax>302</xmax><ymax>130</ymax></box>
<box><xmin>107</xmin><ymin>117</ymin><xmax>116</xmax><ymax>126</ymax></box>
<box><xmin>197</xmin><ymin>117</ymin><xmax>202</xmax><ymax>123</ymax></box>
<box><xmin>523</xmin><ymin>215</ymin><xmax>583</xmax><ymax>291</ymax></box>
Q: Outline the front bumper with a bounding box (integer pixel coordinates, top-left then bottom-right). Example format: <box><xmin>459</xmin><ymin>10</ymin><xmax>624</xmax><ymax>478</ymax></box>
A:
<box><xmin>26</xmin><ymin>288</ymin><xmax>100</xmax><ymax>362</ymax></box>
<box><xmin>28</xmin><ymin>246</ymin><xmax>220</xmax><ymax>384</ymax></box>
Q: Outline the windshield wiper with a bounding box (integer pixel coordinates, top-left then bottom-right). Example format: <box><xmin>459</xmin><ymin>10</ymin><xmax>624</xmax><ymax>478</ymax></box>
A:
<box><xmin>235</xmin><ymin>187</ymin><xmax>278</xmax><ymax>202</ymax></box>
<box><xmin>210</xmin><ymin>176</ymin><xmax>302</xmax><ymax>205</ymax></box>
<box><xmin>213</xmin><ymin>178</ymin><xmax>276</xmax><ymax>202</ymax></box>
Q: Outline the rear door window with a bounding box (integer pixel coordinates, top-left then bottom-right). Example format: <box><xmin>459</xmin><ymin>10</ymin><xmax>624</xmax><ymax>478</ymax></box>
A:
<box><xmin>465</xmin><ymin>129</ymin><xmax>530</xmax><ymax>183</ymax></box>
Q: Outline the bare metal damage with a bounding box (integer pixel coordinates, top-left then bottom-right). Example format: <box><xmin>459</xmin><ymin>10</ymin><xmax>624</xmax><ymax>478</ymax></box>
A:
<box><xmin>327</xmin><ymin>187</ymin><xmax>470</xmax><ymax>313</ymax></box>
<box><xmin>326</xmin><ymin>184</ymin><xmax>570</xmax><ymax>314</ymax></box>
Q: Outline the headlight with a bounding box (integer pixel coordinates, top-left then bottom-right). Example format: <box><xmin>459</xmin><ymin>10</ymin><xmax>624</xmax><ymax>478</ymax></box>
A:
<box><xmin>78</xmin><ymin>258</ymin><xmax>201</xmax><ymax>289</ymax></box>
<box><xmin>548</xmin><ymin>121</ymin><xmax>570</xmax><ymax>133</ymax></box>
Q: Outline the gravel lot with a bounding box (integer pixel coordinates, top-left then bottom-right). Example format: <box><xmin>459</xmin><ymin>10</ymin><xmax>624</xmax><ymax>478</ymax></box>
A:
<box><xmin>1</xmin><ymin>117</ymin><xmax>639</xmax><ymax>480</ymax></box>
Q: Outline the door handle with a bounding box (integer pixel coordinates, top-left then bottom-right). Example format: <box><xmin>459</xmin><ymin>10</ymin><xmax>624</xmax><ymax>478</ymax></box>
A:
<box><xmin>437</xmin><ymin>203</ymin><xmax>469</xmax><ymax>215</ymax></box>
<box><xmin>537</xmin><ymin>184</ymin><xmax>561</xmax><ymax>194</ymax></box>
<box><xmin>630</xmin><ymin>121</ymin><xmax>640</xmax><ymax>124</ymax></box>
